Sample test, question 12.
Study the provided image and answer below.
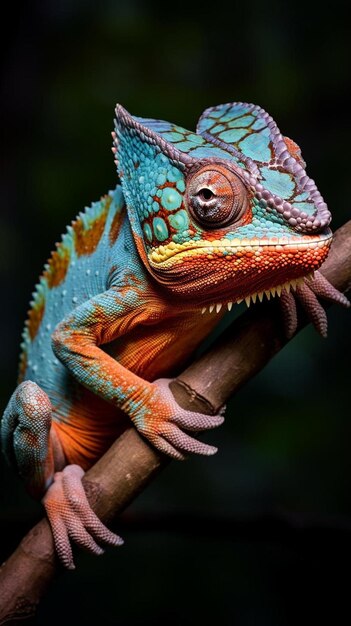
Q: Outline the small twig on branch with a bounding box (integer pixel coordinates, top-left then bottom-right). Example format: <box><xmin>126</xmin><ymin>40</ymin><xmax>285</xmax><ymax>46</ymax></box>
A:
<box><xmin>0</xmin><ymin>221</ymin><xmax>350</xmax><ymax>623</ymax></box>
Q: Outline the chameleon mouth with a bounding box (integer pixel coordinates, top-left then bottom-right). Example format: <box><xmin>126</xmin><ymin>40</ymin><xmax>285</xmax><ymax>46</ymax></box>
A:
<box><xmin>199</xmin><ymin>274</ymin><xmax>311</xmax><ymax>314</ymax></box>
<box><xmin>148</xmin><ymin>230</ymin><xmax>332</xmax><ymax>266</ymax></box>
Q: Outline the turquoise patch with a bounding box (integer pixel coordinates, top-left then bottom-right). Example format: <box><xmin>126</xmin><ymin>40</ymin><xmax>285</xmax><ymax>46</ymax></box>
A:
<box><xmin>156</xmin><ymin>173</ymin><xmax>166</xmax><ymax>185</ymax></box>
<box><xmin>134</xmin><ymin>118</ymin><xmax>173</xmax><ymax>133</ymax></box>
<box><xmin>167</xmin><ymin>166</ymin><xmax>184</xmax><ymax>183</ymax></box>
<box><xmin>143</xmin><ymin>223</ymin><xmax>153</xmax><ymax>242</ymax></box>
<box><xmin>228</xmin><ymin>114</ymin><xmax>255</xmax><ymax>128</ymax></box>
<box><xmin>159</xmin><ymin>126</ymin><xmax>205</xmax><ymax>148</ymax></box>
<box><xmin>162</xmin><ymin>131</ymin><xmax>184</xmax><ymax>142</ymax></box>
<box><xmin>198</xmin><ymin>117</ymin><xmax>215</xmax><ymax>131</ymax></box>
<box><xmin>161</xmin><ymin>187</ymin><xmax>182</xmax><ymax>210</ymax></box>
<box><xmin>153</xmin><ymin>217</ymin><xmax>169</xmax><ymax>241</ymax></box>
<box><xmin>239</xmin><ymin>128</ymin><xmax>271</xmax><ymax>162</ymax></box>
<box><xmin>252</xmin><ymin>118</ymin><xmax>267</xmax><ymax>130</ymax></box>
<box><xmin>211</xmin><ymin>124</ymin><xmax>226</xmax><ymax>134</ymax></box>
<box><xmin>169</xmin><ymin>209</ymin><xmax>189</xmax><ymax>231</ymax></box>
<box><xmin>173</xmin><ymin>140</ymin><xmax>197</xmax><ymax>151</ymax></box>
<box><xmin>260</xmin><ymin>167</ymin><xmax>295</xmax><ymax>199</ymax></box>
<box><xmin>294</xmin><ymin>192</ymin><xmax>309</xmax><ymax>201</ymax></box>
<box><xmin>186</xmin><ymin>133</ymin><xmax>205</xmax><ymax>145</ymax></box>
<box><xmin>219</xmin><ymin>128</ymin><xmax>248</xmax><ymax>142</ymax></box>
<box><xmin>188</xmin><ymin>146</ymin><xmax>234</xmax><ymax>159</ymax></box>
<box><xmin>210</xmin><ymin>108</ymin><xmax>229</xmax><ymax>119</ymax></box>
<box><xmin>227</xmin><ymin>104</ymin><xmax>251</xmax><ymax>118</ymax></box>
<box><xmin>292</xmin><ymin>201</ymin><xmax>316</xmax><ymax>215</ymax></box>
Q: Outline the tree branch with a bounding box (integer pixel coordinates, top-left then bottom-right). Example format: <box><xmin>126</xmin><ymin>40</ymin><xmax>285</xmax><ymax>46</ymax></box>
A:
<box><xmin>0</xmin><ymin>221</ymin><xmax>350</xmax><ymax>623</ymax></box>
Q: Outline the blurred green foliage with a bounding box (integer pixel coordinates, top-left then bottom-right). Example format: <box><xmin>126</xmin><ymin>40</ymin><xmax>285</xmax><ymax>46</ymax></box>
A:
<box><xmin>0</xmin><ymin>1</ymin><xmax>350</xmax><ymax>623</ymax></box>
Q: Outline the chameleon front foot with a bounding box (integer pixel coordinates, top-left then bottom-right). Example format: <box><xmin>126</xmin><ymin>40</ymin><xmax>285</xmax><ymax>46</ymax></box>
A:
<box><xmin>42</xmin><ymin>464</ymin><xmax>123</xmax><ymax>570</ymax></box>
<box><xmin>131</xmin><ymin>378</ymin><xmax>225</xmax><ymax>461</ymax></box>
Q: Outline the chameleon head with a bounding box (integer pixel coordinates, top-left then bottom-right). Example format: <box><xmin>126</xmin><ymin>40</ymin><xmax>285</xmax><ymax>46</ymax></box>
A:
<box><xmin>113</xmin><ymin>103</ymin><xmax>332</xmax><ymax>306</ymax></box>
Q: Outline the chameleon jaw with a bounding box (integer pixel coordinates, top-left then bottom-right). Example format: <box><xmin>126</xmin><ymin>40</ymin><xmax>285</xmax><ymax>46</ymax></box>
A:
<box><xmin>199</xmin><ymin>274</ymin><xmax>313</xmax><ymax>314</ymax></box>
<box><xmin>146</xmin><ymin>231</ymin><xmax>332</xmax><ymax>303</ymax></box>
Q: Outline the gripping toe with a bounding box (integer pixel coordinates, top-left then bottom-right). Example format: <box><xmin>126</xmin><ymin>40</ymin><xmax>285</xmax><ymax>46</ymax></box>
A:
<box><xmin>132</xmin><ymin>378</ymin><xmax>225</xmax><ymax>461</ymax></box>
<box><xmin>43</xmin><ymin>464</ymin><xmax>123</xmax><ymax>570</ymax></box>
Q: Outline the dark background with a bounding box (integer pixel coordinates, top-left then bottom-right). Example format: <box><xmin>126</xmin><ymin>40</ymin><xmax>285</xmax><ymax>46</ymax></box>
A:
<box><xmin>0</xmin><ymin>1</ymin><xmax>350</xmax><ymax>624</ymax></box>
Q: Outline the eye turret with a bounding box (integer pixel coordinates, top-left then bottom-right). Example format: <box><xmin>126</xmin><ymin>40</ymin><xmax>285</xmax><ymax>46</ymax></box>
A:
<box><xmin>185</xmin><ymin>163</ymin><xmax>248</xmax><ymax>228</ymax></box>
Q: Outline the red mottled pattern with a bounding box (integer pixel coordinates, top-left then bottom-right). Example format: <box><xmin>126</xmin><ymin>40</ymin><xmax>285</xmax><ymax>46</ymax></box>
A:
<box><xmin>283</xmin><ymin>136</ymin><xmax>306</xmax><ymax>166</ymax></box>
<box><xmin>109</xmin><ymin>203</ymin><xmax>124</xmax><ymax>245</ymax></box>
<box><xmin>150</xmin><ymin>238</ymin><xmax>332</xmax><ymax>302</ymax></box>
<box><xmin>43</xmin><ymin>245</ymin><xmax>71</xmax><ymax>288</ymax></box>
<box><xmin>26</xmin><ymin>292</ymin><xmax>46</xmax><ymax>340</ymax></box>
<box><xmin>72</xmin><ymin>197</ymin><xmax>109</xmax><ymax>257</ymax></box>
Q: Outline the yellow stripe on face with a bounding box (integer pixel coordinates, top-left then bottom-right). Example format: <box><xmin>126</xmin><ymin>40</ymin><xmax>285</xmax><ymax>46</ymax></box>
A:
<box><xmin>148</xmin><ymin>233</ymin><xmax>332</xmax><ymax>266</ymax></box>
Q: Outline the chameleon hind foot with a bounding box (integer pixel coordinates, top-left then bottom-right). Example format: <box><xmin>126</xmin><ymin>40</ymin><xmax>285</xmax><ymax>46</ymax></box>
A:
<box><xmin>130</xmin><ymin>378</ymin><xmax>225</xmax><ymax>461</ymax></box>
<box><xmin>42</xmin><ymin>464</ymin><xmax>123</xmax><ymax>570</ymax></box>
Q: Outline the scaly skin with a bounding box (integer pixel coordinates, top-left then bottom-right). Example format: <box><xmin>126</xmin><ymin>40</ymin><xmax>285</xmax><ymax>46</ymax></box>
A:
<box><xmin>1</xmin><ymin>102</ymin><xmax>349</xmax><ymax>569</ymax></box>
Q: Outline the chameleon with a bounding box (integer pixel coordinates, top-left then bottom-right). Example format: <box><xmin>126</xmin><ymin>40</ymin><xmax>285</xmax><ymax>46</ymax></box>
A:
<box><xmin>1</xmin><ymin>102</ymin><xmax>349</xmax><ymax>570</ymax></box>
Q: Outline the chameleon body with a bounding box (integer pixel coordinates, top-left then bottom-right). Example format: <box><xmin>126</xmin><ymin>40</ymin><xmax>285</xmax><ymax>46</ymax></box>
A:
<box><xmin>1</xmin><ymin>102</ymin><xmax>348</xmax><ymax>568</ymax></box>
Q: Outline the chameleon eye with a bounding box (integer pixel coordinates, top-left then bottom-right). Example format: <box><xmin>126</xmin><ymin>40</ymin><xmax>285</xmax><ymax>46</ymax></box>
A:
<box><xmin>185</xmin><ymin>163</ymin><xmax>248</xmax><ymax>228</ymax></box>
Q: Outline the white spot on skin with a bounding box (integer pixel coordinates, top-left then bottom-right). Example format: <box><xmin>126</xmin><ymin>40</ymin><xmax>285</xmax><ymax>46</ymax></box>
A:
<box><xmin>72</xmin><ymin>296</ymin><xmax>78</xmax><ymax>303</ymax></box>
<box><xmin>86</xmin><ymin>269</ymin><xmax>91</xmax><ymax>275</ymax></box>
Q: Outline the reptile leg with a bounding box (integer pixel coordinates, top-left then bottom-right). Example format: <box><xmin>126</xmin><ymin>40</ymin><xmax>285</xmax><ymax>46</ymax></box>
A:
<box><xmin>0</xmin><ymin>381</ymin><xmax>123</xmax><ymax>569</ymax></box>
<box><xmin>1</xmin><ymin>380</ymin><xmax>54</xmax><ymax>496</ymax></box>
